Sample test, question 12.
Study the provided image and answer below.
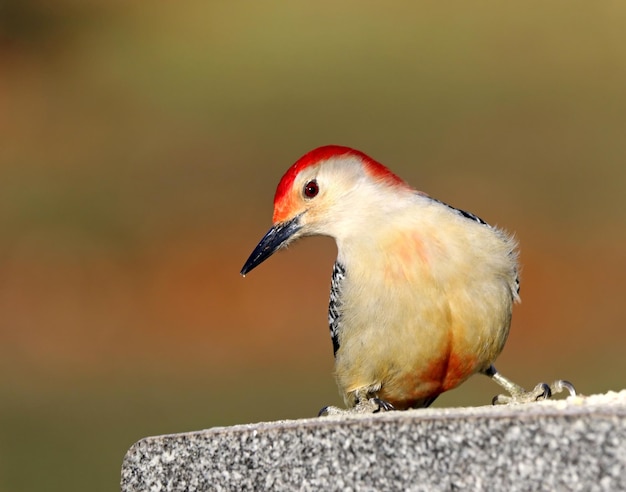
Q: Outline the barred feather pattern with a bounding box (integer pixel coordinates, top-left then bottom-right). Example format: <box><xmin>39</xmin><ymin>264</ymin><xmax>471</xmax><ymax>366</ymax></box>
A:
<box><xmin>328</xmin><ymin>261</ymin><xmax>346</xmax><ymax>356</ymax></box>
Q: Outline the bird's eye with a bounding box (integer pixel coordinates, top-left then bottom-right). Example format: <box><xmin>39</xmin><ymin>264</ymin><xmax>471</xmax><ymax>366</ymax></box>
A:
<box><xmin>303</xmin><ymin>180</ymin><xmax>319</xmax><ymax>199</ymax></box>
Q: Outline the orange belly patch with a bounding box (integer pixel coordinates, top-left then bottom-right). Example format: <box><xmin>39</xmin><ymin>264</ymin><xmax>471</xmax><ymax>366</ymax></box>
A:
<box><xmin>430</xmin><ymin>350</ymin><xmax>478</xmax><ymax>392</ymax></box>
<box><xmin>377</xmin><ymin>351</ymin><xmax>478</xmax><ymax>410</ymax></box>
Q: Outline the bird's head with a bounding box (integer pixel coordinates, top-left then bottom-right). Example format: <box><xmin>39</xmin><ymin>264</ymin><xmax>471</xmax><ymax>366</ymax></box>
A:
<box><xmin>240</xmin><ymin>145</ymin><xmax>413</xmax><ymax>275</ymax></box>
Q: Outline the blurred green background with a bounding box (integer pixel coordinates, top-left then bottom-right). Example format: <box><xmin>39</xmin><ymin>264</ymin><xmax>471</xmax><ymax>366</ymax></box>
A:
<box><xmin>1</xmin><ymin>1</ymin><xmax>625</xmax><ymax>490</ymax></box>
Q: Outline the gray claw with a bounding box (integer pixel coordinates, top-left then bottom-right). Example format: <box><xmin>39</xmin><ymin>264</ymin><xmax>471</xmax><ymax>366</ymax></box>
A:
<box><xmin>372</xmin><ymin>398</ymin><xmax>395</xmax><ymax>413</ymax></box>
<box><xmin>318</xmin><ymin>405</ymin><xmax>344</xmax><ymax>417</ymax></box>
<box><xmin>534</xmin><ymin>383</ymin><xmax>552</xmax><ymax>401</ymax></box>
<box><xmin>550</xmin><ymin>380</ymin><xmax>577</xmax><ymax>397</ymax></box>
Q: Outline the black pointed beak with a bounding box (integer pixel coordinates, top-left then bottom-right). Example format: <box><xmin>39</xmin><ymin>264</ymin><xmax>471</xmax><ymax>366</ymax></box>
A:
<box><xmin>240</xmin><ymin>216</ymin><xmax>302</xmax><ymax>275</ymax></box>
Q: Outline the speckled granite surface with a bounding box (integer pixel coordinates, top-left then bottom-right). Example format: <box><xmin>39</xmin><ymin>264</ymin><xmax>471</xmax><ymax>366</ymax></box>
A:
<box><xmin>121</xmin><ymin>391</ymin><xmax>626</xmax><ymax>491</ymax></box>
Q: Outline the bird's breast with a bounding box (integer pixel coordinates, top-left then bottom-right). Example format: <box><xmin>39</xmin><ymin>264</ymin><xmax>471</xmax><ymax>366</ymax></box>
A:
<box><xmin>332</xmin><ymin>221</ymin><xmax>514</xmax><ymax>407</ymax></box>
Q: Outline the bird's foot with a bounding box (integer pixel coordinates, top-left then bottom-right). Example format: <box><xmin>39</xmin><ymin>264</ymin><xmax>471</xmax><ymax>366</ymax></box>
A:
<box><xmin>370</xmin><ymin>397</ymin><xmax>396</xmax><ymax>413</ymax></box>
<box><xmin>318</xmin><ymin>397</ymin><xmax>395</xmax><ymax>417</ymax></box>
<box><xmin>492</xmin><ymin>379</ymin><xmax>577</xmax><ymax>405</ymax></box>
<box><xmin>484</xmin><ymin>365</ymin><xmax>577</xmax><ymax>405</ymax></box>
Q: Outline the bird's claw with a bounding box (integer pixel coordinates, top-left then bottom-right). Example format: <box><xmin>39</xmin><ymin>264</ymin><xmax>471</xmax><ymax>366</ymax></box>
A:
<box><xmin>371</xmin><ymin>398</ymin><xmax>395</xmax><ymax>413</ymax></box>
<box><xmin>318</xmin><ymin>397</ymin><xmax>395</xmax><ymax>417</ymax></box>
<box><xmin>355</xmin><ymin>396</ymin><xmax>394</xmax><ymax>413</ymax></box>
<box><xmin>550</xmin><ymin>379</ymin><xmax>577</xmax><ymax>397</ymax></box>
<box><xmin>318</xmin><ymin>405</ymin><xmax>341</xmax><ymax>416</ymax></box>
<box><xmin>492</xmin><ymin>379</ymin><xmax>577</xmax><ymax>405</ymax></box>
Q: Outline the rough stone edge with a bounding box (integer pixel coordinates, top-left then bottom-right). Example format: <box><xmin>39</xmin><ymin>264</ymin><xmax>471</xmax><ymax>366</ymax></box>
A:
<box><xmin>124</xmin><ymin>390</ymin><xmax>626</xmax><ymax>448</ymax></box>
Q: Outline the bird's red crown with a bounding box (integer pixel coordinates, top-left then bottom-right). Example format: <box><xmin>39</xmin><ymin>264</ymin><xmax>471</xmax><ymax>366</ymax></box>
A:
<box><xmin>272</xmin><ymin>145</ymin><xmax>408</xmax><ymax>223</ymax></box>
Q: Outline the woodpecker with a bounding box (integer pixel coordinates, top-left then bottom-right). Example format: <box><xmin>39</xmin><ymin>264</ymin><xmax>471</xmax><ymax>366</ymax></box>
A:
<box><xmin>241</xmin><ymin>145</ymin><xmax>575</xmax><ymax>413</ymax></box>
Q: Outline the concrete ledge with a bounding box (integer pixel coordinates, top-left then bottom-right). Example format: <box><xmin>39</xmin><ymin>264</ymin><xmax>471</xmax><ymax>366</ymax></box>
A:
<box><xmin>121</xmin><ymin>391</ymin><xmax>626</xmax><ymax>491</ymax></box>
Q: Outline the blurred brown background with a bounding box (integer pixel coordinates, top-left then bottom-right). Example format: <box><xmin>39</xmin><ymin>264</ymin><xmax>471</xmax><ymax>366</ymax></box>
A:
<box><xmin>1</xmin><ymin>1</ymin><xmax>625</xmax><ymax>490</ymax></box>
